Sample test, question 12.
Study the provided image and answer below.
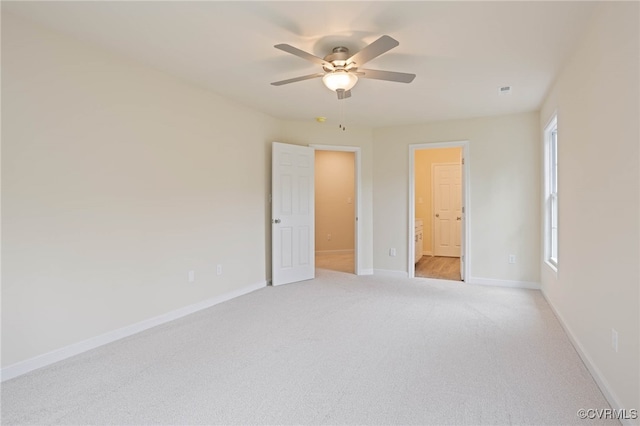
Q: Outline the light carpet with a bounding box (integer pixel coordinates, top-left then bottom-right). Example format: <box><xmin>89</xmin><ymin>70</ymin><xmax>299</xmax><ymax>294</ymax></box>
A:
<box><xmin>1</xmin><ymin>269</ymin><xmax>616</xmax><ymax>425</ymax></box>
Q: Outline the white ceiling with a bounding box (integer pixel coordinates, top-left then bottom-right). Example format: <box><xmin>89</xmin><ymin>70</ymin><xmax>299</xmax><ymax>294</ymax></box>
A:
<box><xmin>4</xmin><ymin>1</ymin><xmax>597</xmax><ymax>128</ymax></box>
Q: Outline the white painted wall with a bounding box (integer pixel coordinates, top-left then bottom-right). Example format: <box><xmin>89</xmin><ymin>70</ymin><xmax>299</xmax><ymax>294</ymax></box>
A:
<box><xmin>2</xmin><ymin>13</ymin><xmax>280</xmax><ymax>367</ymax></box>
<box><xmin>1</xmin><ymin>13</ymin><xmax>377</xmax><ymax>368</ymax></box>
<box><xmin>539</xmin><ymin>2</ymin><xmax>639</xmax><ymax>412</ymax></box>
<box><xmin>372</xmin><ymin>112</ymin><xmax>541</xmax><ymax>284</ymax></box>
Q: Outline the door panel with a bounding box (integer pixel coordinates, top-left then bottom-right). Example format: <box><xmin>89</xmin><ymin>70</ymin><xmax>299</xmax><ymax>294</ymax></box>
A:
<box><xmin>272</xmin><ymin>142</ymin><xmax>315</xmax><ymax>286</ymax></box>
<box><xmin>434</xmin><ymin>163</ymin><xmax>461</xmax><ymax>258</ymax></box>
<box><xmin>281</xmin><ymin>175</ymin><xmax>292</xmax><ymax>214</ymax></box>
<box><xmin>299</xmin><ymin>226</ymin><xmax>310</xmax><ymax>265</ymax></box>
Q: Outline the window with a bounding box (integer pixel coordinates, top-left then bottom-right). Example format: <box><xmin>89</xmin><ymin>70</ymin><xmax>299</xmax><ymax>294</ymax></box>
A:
<box><xmin>544</xmin><ymin>115</ymin><xmax>558</xmax><ymax>268</ymax></box>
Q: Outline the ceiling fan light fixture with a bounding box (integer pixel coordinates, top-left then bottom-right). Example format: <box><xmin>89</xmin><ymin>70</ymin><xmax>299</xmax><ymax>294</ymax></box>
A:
<box><xmin>272</xmin><ymin>36</ymin><xmax>415</xmax><ymax>99</ymax></box>
<box><xmin>322</xmin><ymin>70</ymin><xmax>358</xmax><ymax>92</ymax></box>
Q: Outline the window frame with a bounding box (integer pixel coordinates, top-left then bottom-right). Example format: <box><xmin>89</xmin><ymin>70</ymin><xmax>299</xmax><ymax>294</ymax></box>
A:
<box><xmin>544</xmin><ymin>114</ymin><xmax>558</xmax><ymax>270</ymax></box>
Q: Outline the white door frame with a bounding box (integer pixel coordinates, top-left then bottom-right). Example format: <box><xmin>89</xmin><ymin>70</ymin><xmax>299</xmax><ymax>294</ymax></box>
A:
<box><xmin>408</xmin><ymin>141</ymin><xmax>470</xmax><ymax>280</ymax></box>
<box><xmin>310</xmin><ymin>144</ymin><xmax>362</xmax><ymax>275</ymax></box>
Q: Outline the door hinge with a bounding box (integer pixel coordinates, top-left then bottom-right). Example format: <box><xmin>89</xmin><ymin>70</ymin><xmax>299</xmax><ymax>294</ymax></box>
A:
<box><xmin>461</xmin><ymin>157</ymin><xmax>465</xmax><ymax>165</ymax></box>
<box><xmin>462</xmin><ymin>206</ymin><xmax>465</xmax><ymax>213</ymax></box>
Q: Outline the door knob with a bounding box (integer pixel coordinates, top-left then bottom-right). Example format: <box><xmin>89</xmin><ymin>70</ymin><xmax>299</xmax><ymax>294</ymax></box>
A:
<box><xmin>456</xmin><ymin>217</ymin><xmax>461</xmax><ymax>221</ymax></box>
<box><xmin>435</xmin><ymin>214</ymin><xmax>440</xmax><ymax>218</ymax></box>
<box><xmin>273</xmin><ymin>219</ymin><xmax>281</xmax><ymax>224</ymax></box>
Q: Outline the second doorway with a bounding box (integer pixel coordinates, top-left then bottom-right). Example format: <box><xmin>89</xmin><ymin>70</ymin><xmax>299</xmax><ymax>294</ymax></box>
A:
<box><xmin>414</xmin><ymin>147</ymin><xmax>463</xmax><ymax>281</ymax></box>
<box><xmin>314</xmin><ymin>149</ymin><xmax>356</xmax><ymax>274</ymax></box>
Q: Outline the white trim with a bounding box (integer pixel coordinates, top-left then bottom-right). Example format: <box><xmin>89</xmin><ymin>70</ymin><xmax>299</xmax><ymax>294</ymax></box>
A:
<box><xmin>315</xmin><ymin>249</ymin><xmax>354</xmax><ymax>255</ymax></box>
<box><xmin>408</xmin><ymin>141</ymin><xmax>470</xmax><ymax>281</ymax></box>
<box><xmin>467</xmin><ymin>277</ymin><xmax>541</xmax><ymax>290</ymax></box>
<box><xmin>543</xmin><ymin>115</ymin><xmax>558</xmax><ymax>268</ymax></box>
<box><xmin>310</xmin><ymin>144</ymin><xmax>362</xmax><ymax>276</ymax></box>
<box><xmin>543</xmin><ymin>109</ymin><xmax>558</xmax><ymax>131</ymax></box>
<box><xmin>541</xmin><ymin>290</ymin><xmax>632</xmax><ymax>425</ymax></box>
<box><xmin>373</xmin><ymin>269</ymin><xmax>409</xmax><ymax>278</ymax></box>
<box><xmin>1</xmin><ymin>281</ymin><xmax>267</xmax><ymax>382</ymax></box>
<box><xmin>544</xmin><ymin>259</ymin><xmax>558</xmax><ymax>277</ymax></box>
<box><xmin>359</xmin><ymin>268</ymin><xmax>374</xmax><ymax>275</ymax></box>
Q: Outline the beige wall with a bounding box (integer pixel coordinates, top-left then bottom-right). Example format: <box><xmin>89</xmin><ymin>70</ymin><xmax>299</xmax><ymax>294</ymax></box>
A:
<box><xmin>2</xmin><ymin>13</ymin><xmax>280</xmax><ymax>366</ymax></box>
<box><xmin>373</xmin><ymin>112</ymin><xmax>540</xmax><ymax>283</ymax></box>
<box><xmin>414</xmin><ymin>148</ymin><xmax>461</xmax><ymax>254</ymax></box>
<box><xmin>539</xmin><ymin>2</ymin><xmax>639</xmax><ymax>411</ymax></box>
<box><xmin>2</xmin><ymin>13</ymin><xmax>378</xmax><ymax>368</ymax></box>
<box><xmin>315</xmin><ymin>151</ymin><xmax>355</xmax><ymax>252</ymax></box>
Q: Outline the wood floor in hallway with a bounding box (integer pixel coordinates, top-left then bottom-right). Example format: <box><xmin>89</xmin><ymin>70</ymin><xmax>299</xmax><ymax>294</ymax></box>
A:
<box><xmin>315</xmin><ymin>252</ymin><xmax>460</xmax><ymax>281</ymax></box>
<box><xmin>415</xmin><ymin>255</ymin><xmax>461</xmax><ymax>281</ymax></box>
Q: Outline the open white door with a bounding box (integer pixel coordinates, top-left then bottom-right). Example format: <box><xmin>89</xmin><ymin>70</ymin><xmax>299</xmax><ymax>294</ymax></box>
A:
<box><xmin>460</xmin><ymin>153</ymin><xmax>466</xmax><ymax>281</ymax></box>
<box><xmin>272</xmin><ymin>142</ymin><xmax>315</xmax><ymax>286</ymax></box>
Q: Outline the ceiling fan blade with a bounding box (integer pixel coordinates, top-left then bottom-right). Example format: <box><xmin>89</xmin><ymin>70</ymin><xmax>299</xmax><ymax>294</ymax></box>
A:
<box><xmin>271</xmin><ymin>73</ymin><xmax>325</xmax><ymax>86</ymax></box>
<box><xmin>274</xmin><ymin>44</ymin><xmax>330</xmax><ymax>67</ymax></box>
<box><xmin>359</xmin><ymin>68</ymin><xmax>416</xmax><ymax>83</ymax></box>
<box><xmin>347</xmin><ymin>35</ymin><xmax>399</xmax><ymax>67</ymax></box>
<box><xmin>336</xmin><ymin>89</ymin><xmax>352</xmax><ymax>100</ymax></box>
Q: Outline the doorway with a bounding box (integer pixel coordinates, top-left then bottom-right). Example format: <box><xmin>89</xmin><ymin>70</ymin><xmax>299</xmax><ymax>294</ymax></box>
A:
<box><xmin>409</xmin><ymin>142</ymin><xmax>469</xmax><ymax>281</ymax></box>
<box><xmin>311</xmin><ymin>145</ymin><xmax>361</xmax><ymax>275</ymax></box>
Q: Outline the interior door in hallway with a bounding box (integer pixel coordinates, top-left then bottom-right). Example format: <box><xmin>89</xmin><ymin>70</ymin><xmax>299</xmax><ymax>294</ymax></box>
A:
<box><xmin>272</xmin><ymin>142</ymin><xmax>315</xmax><ymax>286</ymax></box>
<box><xmin>459</xmin><ymin>154</ymin><xmax>466</xmax><ymax>280</ymax></box>
<box><xmin>433</xmin><ymin>163</ymin><xmax>461</xmax><ymax>257</ymax></box>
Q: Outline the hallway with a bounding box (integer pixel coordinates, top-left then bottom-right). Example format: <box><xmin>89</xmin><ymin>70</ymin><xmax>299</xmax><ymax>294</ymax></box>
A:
<box><xmin>415</xmin><ymin>256</ymin><xmax>461</xmax><ymax>281</ymax></box>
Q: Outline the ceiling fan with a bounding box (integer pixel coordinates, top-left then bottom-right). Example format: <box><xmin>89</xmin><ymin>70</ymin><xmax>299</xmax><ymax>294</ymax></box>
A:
<box><xmin>271</xmin><ymin>35</ymin><xmax>416</xmax><ymax>100</ymax></box>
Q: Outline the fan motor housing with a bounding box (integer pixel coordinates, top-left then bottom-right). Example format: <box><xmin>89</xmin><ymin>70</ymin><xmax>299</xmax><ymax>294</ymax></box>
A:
<box><xmin>323</xmin><ymin>46</ymin><xmax>351</xmax><ymax>71</ymax></box>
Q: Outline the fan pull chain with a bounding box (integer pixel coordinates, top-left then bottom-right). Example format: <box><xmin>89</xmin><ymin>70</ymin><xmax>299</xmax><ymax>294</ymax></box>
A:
<box><xmin>338</xmin><ymin>99</ymin><xmax>346</xmax><ymax>131</ymax></box>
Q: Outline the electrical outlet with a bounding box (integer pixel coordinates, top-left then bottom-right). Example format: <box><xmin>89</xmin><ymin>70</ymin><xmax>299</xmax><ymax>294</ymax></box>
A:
<box><xmin>612</xmin><ymin>329</ymin><xmax>618</xmax><ymax>352</ymax></box>
<box><xmin>216</xmin><ymin>265</ymin><xmax>222</xmax><ymax>276</ymax></box>
<box><xmin>508</xmin><ymin>254</ymin><xmax>516</xmax><ymax>264</ymax></box>
<box><xmin>389</xmin><ymin>248</ymin><xmax>396</xmax><ymax>257</ymax></box>
<box><xmin>188</xmin><ymin>270</ymin><xmax>195</xmax><ymax>283</ymax></box>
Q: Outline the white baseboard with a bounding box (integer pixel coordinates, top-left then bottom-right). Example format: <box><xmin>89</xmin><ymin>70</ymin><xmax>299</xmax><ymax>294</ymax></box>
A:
<box><xmin>374</xmin><ymin>269</ymin><xmax>409</xmax><ymax>278</ymax></box>
<box><xmin>541</xmin><ymin>290</ymin><xmax>635</xmax><ymax>426</ymax></box>
<box><xmin>358</xmin><ymin>268</ymin><xmax>374</xmax><ymax>276</ymax></box>
<box><xmin>1</xmin><ymin>281</ymin><xmax>267</xmax><ymax>382</ymax></box>
<box><xmin>315</xmin><ymin>249</ymin><xmax>355</xmax><ymax>255</ymax></box>
<box><xmin>467</xmin><ymin>276</ymin><xmax>540</xmax><ymax>290</ymax></box>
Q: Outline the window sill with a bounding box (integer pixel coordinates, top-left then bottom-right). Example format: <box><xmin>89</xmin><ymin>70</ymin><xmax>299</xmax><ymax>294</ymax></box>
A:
<box><xmin>545</xmin><ymin>260</ymin><xmax>558</xmax><ymax>277</ymax></box>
